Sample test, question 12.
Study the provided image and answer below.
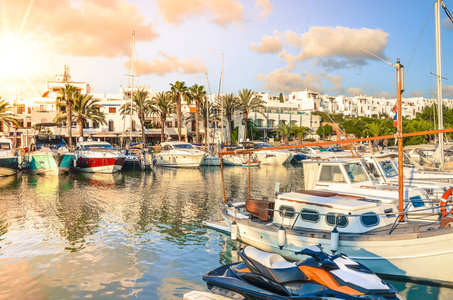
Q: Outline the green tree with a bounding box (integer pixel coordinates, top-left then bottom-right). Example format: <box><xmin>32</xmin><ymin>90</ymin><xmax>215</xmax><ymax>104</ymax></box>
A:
<box><xmin>237</xmin><ymin>88</ymin><xmax>266</xmax><ymax>141</ymax></box>
<box><xmin>119</xmin><ymin>89</ymin><xmax>152</xmax><ymax>143</ymax></box>
<box><xmin>187</xmin><ymin>84</ymin><xmax>206</xmax><ymax>144</ymax></box>
<box><xmin>217</xmin><ymin>93</ymin><xmax>239</xmax><ymax>144</ymax></box>
<box><xmin>403</xmin><ymin>119</ymin><xmax>433</xmax><ymax>145</ymax></box>
<box><xmin>316</xmin><ymin>124</ymin><xmax>332</xmax><ymax>139</ymax></box>
<box><xmin>186</xmin><ymin>96</ymin><xmax>218</xmax><ymax>146</ymax></box>
<box><xmin>365</xmin><ymin>121</ymin><xmax>381</xmax><ymax>137</ymax></box>
<box><xmin>0</xmin><ymin>98</ymin><xmax>19</xmax><ymax>129</ymax></box>
<box><xmin>279</xmin><ymin>93</ymin><xmax>284</xmax><ymax>103</ymax></box>
<box><xmin>169</xmin><ymin>81</ymin><xmax>188</xmax><ymax>141</ymax></box>
<box><xmin>291</xmin><ymin>125</ymin><xmax>311</xmax><ymax>143</ymax></box>
<box><xmin>150</xmin><ymin>92</ymin><xmax>174</xmax><ymax>143</ymax></box>
<box><xmin>54</xmin><ymin>94</ymin><xmax>106</xmax><ymax>138</ymax></box>
<box><xmin>56</xmin><ymin>84</ymin><xmax>77</xmax><ymax>149</ymax></box>
<box><xmin>273</xmin><ymin>123</ymin><xmax>293</xmax><ymax>145</ymax></box>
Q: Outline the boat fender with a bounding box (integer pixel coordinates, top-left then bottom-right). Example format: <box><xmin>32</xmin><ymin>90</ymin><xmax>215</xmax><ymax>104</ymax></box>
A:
<box><xmin>231</xmin><ymin>220</ymin><xmax>238</xmax><ymax>241</ymax></box>
<box><xmin>278</xmin><ymin>225</ymin><xmax>286</xmax><ymax>250</ymax></box>
<box><xmin>440</xmin><ymin>188</ymin><xmax>453</xmax><ymax>217</ymax></box>
<box><xmin>330</xmin><ymin>227</ymin><xmax>339</xmax><ymax>254</ymax></box>
<box><xmin>73</xmin><ymin>158</ymin><xmax>77</xmax><ymax>168</ymax></box>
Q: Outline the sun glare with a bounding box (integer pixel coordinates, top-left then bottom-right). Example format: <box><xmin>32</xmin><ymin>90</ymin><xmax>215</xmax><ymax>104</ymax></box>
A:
<box><xmin>0</xmin><ymin>35</ymin><xmax>40</xmax><ymax>78</ymax></box>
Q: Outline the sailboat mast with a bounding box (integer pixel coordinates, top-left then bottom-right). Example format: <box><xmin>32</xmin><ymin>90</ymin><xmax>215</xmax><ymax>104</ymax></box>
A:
<box><xmin>396</xmin><ymin>59</ymin><xmax>404</xmax><ymax>221</ymax></box>
<box><xmin>205</xmin><ymin>73</ymin><xmax>210</xmax><ymax>148</ymax></box>
<box><xmin>220</xmin><ymin>53</ymin><xmax>224</xmax><ymax>145</ymax></box>
<box><xmin>130</xmin><ymin>31</ymin><xmax>135</xmax><ymax>144</ymax></box>
<box><xmin>435</xmin><ymin>0</ymin><xmax>445</xmax><ymax>169</ymax></box>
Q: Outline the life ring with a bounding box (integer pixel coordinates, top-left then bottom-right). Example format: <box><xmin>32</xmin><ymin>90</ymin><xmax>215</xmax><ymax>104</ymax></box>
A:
<box><xmin>440</xmin><ymin>188</ymin><xmax>453</xmax><ymax>217</ymax></box>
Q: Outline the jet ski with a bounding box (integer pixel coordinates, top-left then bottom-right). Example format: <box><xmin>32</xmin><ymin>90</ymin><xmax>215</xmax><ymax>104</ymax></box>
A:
<box><xmin>203</xmin><ymin>244</ymin><xmax>403</xmax><ymax>300</ymax></box>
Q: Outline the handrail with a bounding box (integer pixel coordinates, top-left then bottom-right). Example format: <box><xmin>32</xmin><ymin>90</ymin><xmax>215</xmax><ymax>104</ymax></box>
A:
<box><xmin>252</xmin><ymin>205</ymin><xmax>446</xmax><ymax>233</ymax></box>
<box><xmin>218</xmin><ymin>128</ymin><xmax>453</xmax><ymax>156</ymax></box>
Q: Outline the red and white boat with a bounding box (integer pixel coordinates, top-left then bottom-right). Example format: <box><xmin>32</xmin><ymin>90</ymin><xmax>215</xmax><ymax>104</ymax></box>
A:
<box><xmin>73</xmin><ymin>140</ymin><xmax>126</xmax><ymax>173</ymax></box>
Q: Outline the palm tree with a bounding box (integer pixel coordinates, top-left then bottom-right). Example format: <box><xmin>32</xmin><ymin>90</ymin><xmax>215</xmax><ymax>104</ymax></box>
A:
<box><xmin>150</xmin><ymin>92</ymin><xmax>174</xmax><ymax>143</ymax></box>
<box><xmin>187</xmin><ymin>84</ymin><xmax>206</xmax><ymax>143</ymax></box>
<box><xmin>291</xmin><ymin>125</ymin><xmax>311</xmax><ymax>144</ymax></box>
<box><xmin>187</xmin><ymin>96</ymin><xmax>218</xmax><ymax>146</ymax></box>
<box><xmin>57</xmin><ymin>84</ymin><xmax>77</xmax><ymax>149</ymax></box>
<box><xmin>54</xmin><ymin>94</ymin><xmax>106</xmax><ymax>138</ymax></box>
<box><xmin>0</xmin><ymin>98</ymin><xmax>19</xmax><ymax>129</ymax></box>
<box><xmin>273</xmin><ymin>123</ymin><xmax>294</xmax><ymax>145</ymax></box>
<box><xmin>217</xmin><ymin>93</ymin><xmax>239</xmax><ymax>144</ymax></box>
<box><xmin>365</xmin><ymin>121</ymin><xmax>382</xmax><ymax>137</ymax></box>
<box><xmin>237</xmin><ymin>89</ymin><xmax>266</xmax><ymax>141</ymax></box>
<box><xmin>119</xmin><ymin>89</ymin><xmax>152</xmax><ymax>144</ymax></box>
<box><xmin>169</xmin><ymin>81</ymin><xmax>188</xmax><ymax>141</ymax></box>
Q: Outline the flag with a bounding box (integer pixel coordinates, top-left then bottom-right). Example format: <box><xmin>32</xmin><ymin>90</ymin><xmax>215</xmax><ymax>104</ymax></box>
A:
<box><xmin>392</xmin><ymin>105</ymin><xmax>397</xmax><ymax>112</ymax></box>
<box><xmin>393</xmin><ymin>111</ymin><xmax>398</xmax><ymax>127</ymax></box>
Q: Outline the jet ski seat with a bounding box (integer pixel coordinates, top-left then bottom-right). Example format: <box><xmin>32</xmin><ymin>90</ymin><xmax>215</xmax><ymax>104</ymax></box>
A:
<box><xmin>242</xmin><ymin>246</ymin><xmax>307</xmax><ymax>284</ymax></box>
<box><xmin>244</xmin><ymin>246</ymin><xmax>295</xmax><ymax>269</ymax></box>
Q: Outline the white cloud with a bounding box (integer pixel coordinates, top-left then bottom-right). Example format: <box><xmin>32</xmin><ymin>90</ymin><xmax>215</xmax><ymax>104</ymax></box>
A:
<box><xmin>125</xmin><ymin>53</ymin><xmax>208</xmax><ymax>76</ymax></box>
<box><xmin>345</xmin><ymin>87</ymin><xmax>366</xmax><ymax>96</ymax></box>
<box><xmin>257</xmin><ymin>68</ymin><xmax>322</xmax><ymax>94</ymax></box>
<box><xmin>249</xmin><ymin>34</ymin><xmax>283</xmax><ymax>53</ymax></box>
<box><xmin>155</xmin><ymin>0</ymin><xmax>244</xmax><ymax>27</ymax></box>
<box><xmin>255</xmin><ymin>0</ymin><xmax>274</xmax><ymax>17</ymax></box>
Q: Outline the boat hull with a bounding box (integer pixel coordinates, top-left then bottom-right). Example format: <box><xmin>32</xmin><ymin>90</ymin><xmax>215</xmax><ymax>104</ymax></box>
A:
<box><xmin>0</xmin><ymin>157</ymin><xmax>18</xmax><ymax>176</ymax></box>
<box><xmin>253</xmin><ymin>152</ymin><xmax>292</xmax><ymax>165</ymax></box>
<box><xmin>27</xmin><ymin>152</ymin><xmax>59</xmax><ymax>175</ymax></box>
<box><xmin>224</xmin><ymin>214</ymin><xmax>453</xmax><ymax>286</ymax></box>
<box><xmin>155</xmin><ymin>154</ymin><xmax>205</xmax><ymax>168</ymax></box>
<box><xmin>73</xmin><ymin>156</ymin><xmax>126</xmax><ymax>173</ymax></box>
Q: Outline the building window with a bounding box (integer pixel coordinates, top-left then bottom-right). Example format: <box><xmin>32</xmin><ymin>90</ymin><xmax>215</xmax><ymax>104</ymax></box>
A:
<box><xmin>132</xmin><ymin>120</ymin><xmax>136</xmax><ymax>131</ymax></box>
<box><xmin>165</xmin><ymin>121</ymin><xmax>172</xmax><ymax>128</ymax></box>
<box><xmin>27</xmin><ymin>107</ymin><xmax>31</xmax><ymax>114</ymax></box>
<box><xmin>108</xmin><ymin>120</ymin><xmax>114</xmax><ymax>132</ymax></box>
<box><xmin>109</xmin><ymin>107</ymin><xmax>116</xmax><ymax>114</ymax></box>
<box><xmin>267</xmin><ymin>119</ymin><xmax>275</xmax><ymax>128</ymax></box>
<box><xmin>301</xmin><ymin>209</ymin><xmax>319</xmax><ymax>223</ymax></box>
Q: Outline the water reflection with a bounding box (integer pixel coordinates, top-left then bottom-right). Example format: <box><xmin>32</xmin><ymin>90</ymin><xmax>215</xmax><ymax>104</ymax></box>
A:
<box><xmin>0</xmin><ymin>165</ymin><xmax>450</xmax><ymax>299</ymax></box>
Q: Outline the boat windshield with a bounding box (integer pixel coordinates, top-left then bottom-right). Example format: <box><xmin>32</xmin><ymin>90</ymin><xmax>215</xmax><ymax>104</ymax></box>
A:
<box><xmin>173</xmin><ymin>144</ymin><xmax>195</xmax><ymax>149</ymax></box>
<box><xmin>377</xmin><ymin>158</ymin><xmax>398</xmax><ymax>178</ymax></box>
<box><xmin>82</xmin><ymin>144</ymin><xmax>114</xmax><ymax>151</ymax></box>
<box><xmin>255</xmin><ymin>142</ymin><xmax>272</xmax><ymax>148</ymax></box>
<box><xmin>0</xmin><ymin>142</ymin><xmax>11</xmax><ymax>150</ymax></box>
<box><xmin>344</xmin><ymin>163</ymin><xmax>369</xmax><ymax>183</ymax></box>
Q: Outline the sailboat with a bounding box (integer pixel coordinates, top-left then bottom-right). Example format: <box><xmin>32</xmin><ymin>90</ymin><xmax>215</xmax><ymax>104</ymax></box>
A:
<box><xmin>402</xmin><ymin>0</ymin><xmax>453</xmax><ymax>179</ymax></box>
<box><xmin>121</xmin><ymin>31</ymin><xmax>152</xmax><ymax>171</ymax></box>
<box><xmin>208</xmin><ymin>53</ymin><xmax>453</xmax><ymax>286</ymax></box>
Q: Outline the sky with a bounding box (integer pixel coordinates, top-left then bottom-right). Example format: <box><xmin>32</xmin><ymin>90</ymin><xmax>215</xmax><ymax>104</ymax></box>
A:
<box><xmin>2</xmin><ymin>0</ymin><xmax>453</xmax><ymax>99</ymax></box>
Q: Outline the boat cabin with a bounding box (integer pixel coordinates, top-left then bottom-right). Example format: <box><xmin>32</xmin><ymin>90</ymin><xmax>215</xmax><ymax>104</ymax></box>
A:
<box><xmin>0</xmin><ymin>138</ymin><xmax>12</xmax><ymax>151</ymax></box>
<box><xmin>77</xmin><ymin>141</ymin><xmax>115</xmax><ymax>151</ymax></box>
<box><xmin>273</xmin><ymin>191</ymin><xmax>396</xmax><ymax>233</ymax></box>
<box><xmin>302</xmin><ymin>158</ymin><xmax>432</xmax><ymax>210</ymax></box>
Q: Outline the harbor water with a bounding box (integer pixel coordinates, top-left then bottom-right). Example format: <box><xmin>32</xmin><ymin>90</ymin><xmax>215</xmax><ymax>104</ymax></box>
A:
<box><xmin>0</xmin><ymin>164</ymin><xmax>452</xmax><ymax>299</ymax></box>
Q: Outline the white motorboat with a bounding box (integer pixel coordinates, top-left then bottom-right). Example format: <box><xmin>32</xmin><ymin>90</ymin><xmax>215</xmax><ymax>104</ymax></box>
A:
<box><xmin>73</xmin><ymin>140</ymin><xmax>126</xmax><ymax>173</ymax></box>
<box><xmin>155</xmin><ymin>141</ymin><xmax>206</xmax><ymax>168</ymax></box>
<box><xmin>362</xmin><ymin>153</ymin><xmax>452</xmax><ymax>200</ymax></box>
<box><xmin>0</xmin><ymin>137</ymin><xmax>19</xmax><ymax>176</ymax></box>
<box><xmin>238</xmin><ymin>141</ymin><xmax>292</xmax><ymax>165</ymax></box>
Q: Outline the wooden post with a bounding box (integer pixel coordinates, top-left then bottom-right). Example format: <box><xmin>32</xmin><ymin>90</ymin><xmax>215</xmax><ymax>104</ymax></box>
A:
<box><xmin>248</xmin><ymin>153</ymin><xmax>251</xmax><ymax>200</ymax></box>
<box><xmin>396</xmin><ymin>59</ymin><xmax>404</xmax><ymax>221</ymax></box>
<box><xmin>220</xmin><ymin>154</ymin><xmax>227</xmax><ymax>203</ymax></box>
